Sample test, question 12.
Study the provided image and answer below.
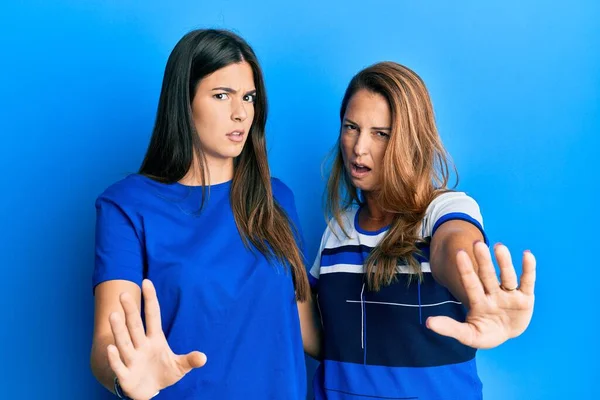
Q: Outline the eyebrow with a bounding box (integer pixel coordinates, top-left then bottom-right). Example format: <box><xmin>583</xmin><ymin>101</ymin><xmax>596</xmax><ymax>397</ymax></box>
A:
<box><xmin>211</xmin><ymin>87</ymin><xmax>257</xmax><ymax>96</ymax></box>
<box><xmin>344</xmin><ymin>118</ymin><xmax>391</xmax><ymax>131</ymax></box>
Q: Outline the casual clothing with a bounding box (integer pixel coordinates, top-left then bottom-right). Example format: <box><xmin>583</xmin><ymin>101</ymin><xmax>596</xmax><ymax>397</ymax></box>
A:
<box><xmin>94</xmin><ymin>174</ymin><xmax>307</xmax><ymax>399</ymax></box>
<box><xmin>310</xmin><ymin>192</ymin><xmax>487</xmax><ymax>400</ymax></box>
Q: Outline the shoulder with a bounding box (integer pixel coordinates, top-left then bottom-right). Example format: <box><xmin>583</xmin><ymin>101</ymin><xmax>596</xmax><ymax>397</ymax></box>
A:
<box><xmin>270</xmin><ymin>177</ymin><xmax>296</xmax><ymax>210</ymax></box>
<box><xmin>422</xmin><ymin>190</ymin><xmax>485</xmax><ymax>239</ymax></box>
<box><xmin>425</xmin><ymin>191</ymin><xmax>481</xmax><ymax>218</ymax></box>
<box><xmin>319</xmin><ymin>207</ymin><xmax>357</xmax><ymax>246</ymax></box>
<box><xmin>271</xmin><ymin>177</ymin><xmax>293</xmax><ymax>197</ymax></box>
<box><xmin>95</xmin><ymin>174</ymin><xmax>151</xmax><ymax>210</ymax></box>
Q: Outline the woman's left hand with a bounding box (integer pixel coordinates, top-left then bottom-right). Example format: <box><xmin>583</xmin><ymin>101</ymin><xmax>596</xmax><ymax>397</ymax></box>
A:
<box><xmin>426</xmin><ymin>242</ymin><xmax>536</xmax><ymax>349</ymax></box>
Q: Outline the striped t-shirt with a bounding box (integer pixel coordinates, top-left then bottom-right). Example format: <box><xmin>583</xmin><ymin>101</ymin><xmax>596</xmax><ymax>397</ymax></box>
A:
<box><xmin>310</xmin><ymin>191</ymin><xmax>488</xmax><ymax>400</ymax></box>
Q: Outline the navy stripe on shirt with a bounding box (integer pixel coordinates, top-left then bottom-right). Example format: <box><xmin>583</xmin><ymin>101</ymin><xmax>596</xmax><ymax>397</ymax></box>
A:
<box><xmin>317</xmin><ymin>272</ymin><xmax>475</xmax><ymax>367</ymax></box>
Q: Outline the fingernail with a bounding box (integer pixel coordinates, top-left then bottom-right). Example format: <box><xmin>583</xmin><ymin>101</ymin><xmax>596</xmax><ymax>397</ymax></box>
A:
<box><xmin>524</xmin><ymin>249</ymin><xmax>531</xmax><ymax>253</ymax></box>
<box><xmin>473</xmin><ymin>240</ymin><xmax>482</xmax><ymax>246</ymax></box>
<box><xmin>494</xmin><ymin>242</ymin><xmax>502</xmax><ymax>248</ymax></box>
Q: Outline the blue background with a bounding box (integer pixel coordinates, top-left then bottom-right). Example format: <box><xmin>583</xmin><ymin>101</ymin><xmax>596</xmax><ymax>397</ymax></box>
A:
<box><xmin>1</xmin><ymin>1</ymin><xmax>598</xmax><ymax>399</ymax></box>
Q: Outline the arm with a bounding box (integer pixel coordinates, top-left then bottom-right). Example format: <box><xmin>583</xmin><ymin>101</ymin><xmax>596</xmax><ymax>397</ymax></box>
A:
<box><xmin>297</xmin><ymin>292</ymin><xmax>322</xmax><ymax>360</ymax></box>
<box><xmin>91</xmin><ymin>195</ymin><xmax>205</xmax><ymax>399</ymax></box>
<box><xmin>429</xmin><ymin>220</ymin><xmax>485</xmax><ymax>308</ymax></box>
<box><xmin>271</xmin><ymin>180</ymin><xmax>324</xmax><ymax>359</ymax></box>
<box><xmin>90</xmin><ymin>280</ymin><xmax>142</xmax><ymax>394</ymax></box>
<box><xmin>424</xmin><ymin>192</ymin><xmax>536</xmax><ymax>349</ymax></box>
<box><xmin>90</xmin><ymin>279</ymin><xmax>206</xmax><ymax>400</ymax></box>
<box><xmin>427</xmin><ymin>224</ymin><xmax>536</xmax><ymax>349</ymax></box>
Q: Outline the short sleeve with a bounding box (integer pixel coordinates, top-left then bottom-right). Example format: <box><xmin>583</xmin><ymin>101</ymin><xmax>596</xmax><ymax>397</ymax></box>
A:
<box><xmin>285</xmin><ymin>195</ymin><xmax>307</xmax><ymax>263</ymax></box>
<box><xmin>92</xmin><ymin>195</ymin><xmax>144</xmax><ymax>293</ymax></box>
<box><xmin>422</xmin><ymin>191</ymin><xmax>488</xmax><ymax>244</ymax></box>
<box><xmin>271</xmin><ymin>178</ymin><xmax>310</xmax><ymax>269</ymax></box>
<box><xmin>308</xmin><ymin>227</ymin><xmax>330</xmax><ymax>290</ymax></box>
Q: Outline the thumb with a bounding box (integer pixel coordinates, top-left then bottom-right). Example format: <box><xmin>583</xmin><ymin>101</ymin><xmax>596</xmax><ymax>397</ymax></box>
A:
<box><xmin>177</xmin><ymin>351</ymin><xmax>207</xmax><ymax>372</ymax></box>
<box><xmin>426</xmin><ymin>316</ymin><xmax>475</xmax><ymax>347</ymax></box>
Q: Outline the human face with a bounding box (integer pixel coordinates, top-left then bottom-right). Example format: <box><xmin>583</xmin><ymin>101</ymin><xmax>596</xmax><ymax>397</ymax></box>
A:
<box><xmin>340</xmin><ymin>89</ymin><xmax>391</xmax><ymax>192</ymax></box>
<box><xmin>191</xmin><ymin>61</ymin><xmax>256</xmax><ymax>165</ymax></box>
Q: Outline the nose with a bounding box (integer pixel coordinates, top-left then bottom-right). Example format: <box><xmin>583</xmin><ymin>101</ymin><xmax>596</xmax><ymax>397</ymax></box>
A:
<box><xmin>353</xmin><ymin>131</ymin><xmax>369</xmax><ymax>157</ymax></box>
<box><xmin>231</xmin><ymin>98</ymin><xmax>248</xmax><ymax>122</ymax></box>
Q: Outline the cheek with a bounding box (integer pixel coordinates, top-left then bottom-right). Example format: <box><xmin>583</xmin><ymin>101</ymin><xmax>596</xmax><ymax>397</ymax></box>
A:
<box><xmin>340</xmin><ymin>135</ymin><xmax>354</xmax><ymax>161</ymax></box>
<box><xmin>245</xmin><ymin>106</ymin><xmax>255</xmax><ymax>127</ymax></box>
<box><xmin>195</xmin><ymin>104</ymin><xmax>228</xmax><ymax>135</ymax></box>
<box><xmin>192</xmin><ymin>100</ymin><xmax>212</xmax><ymax>130</ymax></box>
<box><xmin>372</xmin><ymin>146</ymin><xmax>387</xmax><ymax>171</ymax></box>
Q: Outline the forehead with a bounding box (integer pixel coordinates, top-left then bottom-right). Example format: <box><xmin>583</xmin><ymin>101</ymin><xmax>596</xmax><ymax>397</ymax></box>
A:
<box><xmin>198</xmin><ymin>61</ymin><xmax>255</xmax><ymax>88</ymax></box>
<box><xmin>344</xmin><ymin>89</ymin><xmax>391</xmax><ymax>124</ymax></box>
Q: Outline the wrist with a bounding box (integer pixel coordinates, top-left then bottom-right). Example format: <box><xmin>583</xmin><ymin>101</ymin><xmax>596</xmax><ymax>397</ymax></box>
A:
<box><xmin>114</xmin><ymin>377</ymin><xmax>160</xmax><ymax>400</ymax></box>
<box><xmin>114</xmin><ymin>377</ymin><xmax>133</xmax><ymax>399</ymax></box>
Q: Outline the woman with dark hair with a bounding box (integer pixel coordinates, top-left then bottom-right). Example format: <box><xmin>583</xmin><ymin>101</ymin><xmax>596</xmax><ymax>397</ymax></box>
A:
<box><xmin>308</xmin><ymin>61</ymin><xmax>536</xmax><ymax>399</ymax></box>
<box><xmin>90</xmin><ymin>29</ymin><xmax>319</xmax><ymax>400</ymax></box>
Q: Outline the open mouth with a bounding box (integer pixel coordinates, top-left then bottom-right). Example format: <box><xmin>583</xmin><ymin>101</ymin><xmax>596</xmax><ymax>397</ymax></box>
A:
<box><xmin>227</xmin><ymin>131</ymin><xmax>245</xmax><ymax>142</ymax></box>
<box><xmin>352</xmin><ymin>162</ymin><xmax>371</xmax><ymax>173</ymax></box>
<box><xmin>350</xmin><ymin>162</ymin><xmax>371</xmax><ymax>177</ymax></box>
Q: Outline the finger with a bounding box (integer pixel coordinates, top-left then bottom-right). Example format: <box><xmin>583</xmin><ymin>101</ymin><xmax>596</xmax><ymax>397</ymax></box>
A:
<box><xmin>142</xmin><ymin>280</ymin><xmax>163</xmax><ymax>337</ymax></box>
<box><xmin>495</xmin><ymin>244</ymin><xmax>518</xmax><ymax>291</ymax></box>
<box><xmin>107</xmin><ymin>344</ymin><xmax>129</xmax><ymax>380</ymax></box>
<box><xmin>109</xmin><ymin>312</ymin><xmax>136</xmax><ymax>365</ymax></box>
<box><xmin>473</xmin><ymin>241</ymin><xmax>500</xmax><ymax>295</ymax></box>
<box><xmin>177</xmin><ymin>351</ymin><xmax>207</xmax><ymax>373</ymax></box>
<box><xmin>456</xmin><ymin>250</ymin><xmax>485</xmax><ymax>308</ymax></box>
<box><xmin>120</xmin><ymin>292</ymin><xmax>146</xmax><ymax>348</ymax></box>
<box><xmin>426</xmin><ymin>316</ymin><xmax>475</xmax><ymax>347</ymax></box>
<box><xmin>518</xmin><ymin>250</ymin><xmax>536</xmax><ymax>295</ymax></box>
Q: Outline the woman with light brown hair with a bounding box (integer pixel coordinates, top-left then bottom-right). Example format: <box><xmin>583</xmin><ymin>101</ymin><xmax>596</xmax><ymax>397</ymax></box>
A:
<box><xmin>308</xmin><ymin>62</ymin><xmax>536</xmax><ymax>399</ymax></box>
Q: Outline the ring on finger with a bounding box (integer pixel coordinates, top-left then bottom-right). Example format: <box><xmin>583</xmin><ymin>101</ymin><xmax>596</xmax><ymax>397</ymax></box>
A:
<box><xmin>500</xmin><ymin>283</ymin><xmax>518</xmax><ymax>292</ymax></box>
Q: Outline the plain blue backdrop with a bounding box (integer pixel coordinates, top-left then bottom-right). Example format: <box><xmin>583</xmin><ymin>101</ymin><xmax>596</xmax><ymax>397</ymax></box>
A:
<box><xmin>1</xmin><ymin>1</ymin><xmax>598</xmax><ymax>399</ymax></box>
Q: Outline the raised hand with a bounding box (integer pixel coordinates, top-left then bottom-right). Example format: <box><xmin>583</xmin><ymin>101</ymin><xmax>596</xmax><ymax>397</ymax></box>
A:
<box><xmin>426</xmin><ymin>242</ymin><xmax>536</xmax><ymax>349</ymax></box>
<box><xmin>107</xmin><ymin>279</ymin><xmax>206</xmax><ymax>400</ymax></box>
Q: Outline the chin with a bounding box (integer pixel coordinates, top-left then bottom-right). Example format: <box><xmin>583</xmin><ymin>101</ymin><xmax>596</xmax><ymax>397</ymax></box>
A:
<box><xmin>222</xmin><ymin>151</ymin><xmax>244</xmax><ymax>159</ymax></box>
<box><xmin>356</xmin><ymin>183</ymin><xmax>376</xmax><ymax>192</ymax></box>
<box><xmin>221</xmin><ymin>146</ymin><xmax>247</xmax><ymax>159</ymax></box>
<box><xmin>347</xmin><ymin>178</ymin><xmax>370</xmax><ymax>192</ymax></box>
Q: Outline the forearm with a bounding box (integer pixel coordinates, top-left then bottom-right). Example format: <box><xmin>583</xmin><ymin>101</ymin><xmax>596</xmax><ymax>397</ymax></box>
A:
<box><xmin>430</xmin><ymin>224</ymin><xmax>484</xmax><ymax>309</ymax></box>
<box><xmin>91</xmin><ymin>280</ymin><xmax>142</xmax><ymax>394</ymax></box>
<box><xmin>297</xmin><ymin>294</ymin><xmax>323</xmax><ymax>360</ymax></box>
<box><xmin>90</xmin><ymin>333</ymin><xmax>118</xmax><ymax>394</ymax></box>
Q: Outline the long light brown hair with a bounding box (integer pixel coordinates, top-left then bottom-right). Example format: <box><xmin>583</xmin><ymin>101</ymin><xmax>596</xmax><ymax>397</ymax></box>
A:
<box><xmin>139</xmin><ymin>29</ymin><xmax>310</xmax><ymax>300</ymax></box>
<box><xmin>326</xmin><ymin>61</ymin><xmax>456</xmax><ymax>291</ymax></box>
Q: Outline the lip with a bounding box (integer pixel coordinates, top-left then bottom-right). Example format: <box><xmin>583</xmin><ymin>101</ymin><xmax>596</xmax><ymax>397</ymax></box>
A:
<box><xmin>226</xmin><ymin>130</ymin><xmax>245</xmax><ymax>143</ymax></box>
<box><xmin>349</xmin><ymin>161</ymin><xmax>372</xmax><ymax>179</ymax></box>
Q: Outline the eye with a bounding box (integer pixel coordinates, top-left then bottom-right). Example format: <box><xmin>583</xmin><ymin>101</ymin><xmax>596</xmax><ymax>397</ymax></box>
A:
<box><xmin>343</xmin><ymin>123</ymin><xmax>357</xmax><ymax>131</ymax></box>
<box><xmin>243</xmin><ymin>93</ymin><xmax>257</xmax><ymax>103</ymax></box>
<box><xmin>375</xmin><ymin>131</ymin><xmax>390</xmax><ymax>138</ymax></box>
<box><xmin>213</xmin><ymin>93</ymin><xmax>229</xmax><ymax>100</ymax></box>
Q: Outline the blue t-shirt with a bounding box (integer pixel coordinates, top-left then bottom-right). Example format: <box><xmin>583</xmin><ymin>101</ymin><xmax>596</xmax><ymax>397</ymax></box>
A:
<box><xmin>93</xmin><ymin>174</ymin><xmax>306</xmax><ymax>399</ymax></box>
<box><xmin>309</xmin><ymin>192</ymin><xmax>488</xmax><ymax>400</ymax></box>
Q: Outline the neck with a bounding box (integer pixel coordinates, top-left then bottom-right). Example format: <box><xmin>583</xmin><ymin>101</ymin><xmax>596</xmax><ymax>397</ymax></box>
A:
<box><xmin>362</xmin><ymin>192</ymin><xmax>394</xmax><ymax>224</ymax></box>
<box><xmin>179</xmin><ymin>156</ymin><xmax>234</xmax><ymax>186</ymax></box>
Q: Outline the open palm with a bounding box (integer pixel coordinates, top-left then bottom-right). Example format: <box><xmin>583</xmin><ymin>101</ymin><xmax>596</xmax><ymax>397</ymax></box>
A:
<box><xmin>107</xmin><ymin>279</ymin><xmax>207</xmax><ymax>400</ymax></box>
<box><xmin>427</xmin><ymin>242</ymin><xmax>536</xmax><ymax>349</ymax></box>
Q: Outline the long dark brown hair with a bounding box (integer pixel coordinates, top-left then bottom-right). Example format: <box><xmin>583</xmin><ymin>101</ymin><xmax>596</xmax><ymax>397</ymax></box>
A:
<box><xmin>139</xmin><ymin>29</ymin><xmax>309</xmax><ymax>300</ymax></box>
<box><xmin>326</xmin><ymin>61</ymin><xmax>456</xmax><ymax>291</ymax></box>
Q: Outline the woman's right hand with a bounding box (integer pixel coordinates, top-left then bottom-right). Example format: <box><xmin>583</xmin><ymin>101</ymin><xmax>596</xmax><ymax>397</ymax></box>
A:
<box><xmin>107</xmin><ymin>279</ymin><xmax>207</xmax><ymax>400</ymax></box>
